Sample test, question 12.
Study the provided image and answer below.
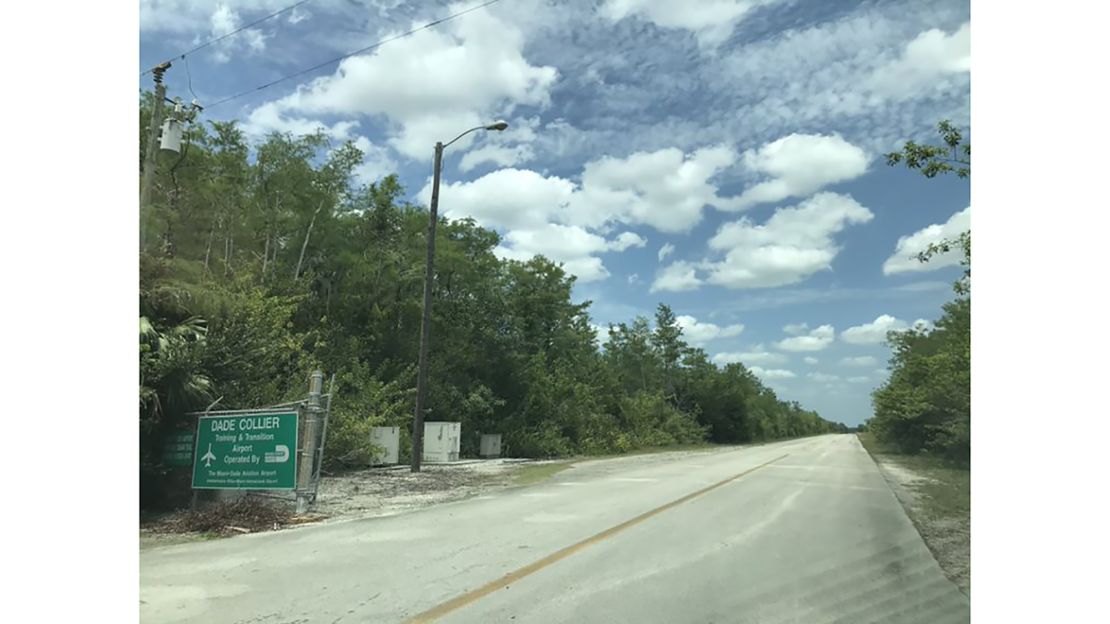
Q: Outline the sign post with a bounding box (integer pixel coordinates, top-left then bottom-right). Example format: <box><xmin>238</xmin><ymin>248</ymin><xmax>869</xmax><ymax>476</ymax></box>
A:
<box><xmin>192</xmin><ymin>411</ymin><xmax>299</xmax><ymax>490</ymax></box>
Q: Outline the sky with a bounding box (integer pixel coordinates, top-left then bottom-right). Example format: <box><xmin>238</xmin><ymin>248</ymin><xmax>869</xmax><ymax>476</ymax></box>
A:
<box><xmin>139</xmin><ymin>0</ymin><xmax>971</xmax><ymax>427</ymax></box>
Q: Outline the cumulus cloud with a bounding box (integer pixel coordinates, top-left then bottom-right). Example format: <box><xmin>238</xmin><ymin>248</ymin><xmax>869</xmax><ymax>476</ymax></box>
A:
<box><xmin>883</xmin><ymin>207</ymin><xmax>970</xmax><ymax>275</ymax></box>
<box><xmin>804</xmin><ymin>356</ymin><xmax>819</xmax><ymax>365</ymax></box>
<box><xmin>420</xmin><ymin>168</ymin><xmax>575</xmax><ymax>231</ymax></box>
<box><xmin>567</xmin><ymin>145</ymin><xmax>738</xmax><ymax>233</ymax></box>
<box><xmin>749</xmin><ymin>366</ymin><xmax>797</xmax><ymax>380</ymax></box>
<box><xmin>650</xmin><ymin>261</ymin><xmax>702</xmax><ymax>293</ymax></box>
<box><xmin>699</xmin><ymin>192</ymin><xmax>874</xmax><ymax>289</ymax></box>
<box><xmin>776</xmin><ymin>324</ymin><xmax>835</xmax><ymax>352</ymax></box>
<box><xmin>807</xmin><ymin>372</ymin><xmax>839</xmax><ymax>383</ymax></box>
<box><xmin>601</xmin><ymin>0</ymin><xmax>784</xmax><ymax>48</ymax></box>
<box><xmin>870</xmin><ymin>22</ymin><xmax>970</xmax><ymax>97</ymax></box>
<box><xmin>246</xmin><ymin>6</ymin><xmax>557</xmax><ymax>159</ymax></box>
<box><xmin>840</xmin><ymin>356</ymin><xmax>879</xmax><ymax>367</ymax></box>
<box><xmin>783</xmin><ymin>323</ymin><xmax>809</xmax><ymax>336</ymax></box>
<box><xmin>719</xmin><ymin>134</ymin><xmax>870</xmax><ymax>211</ymax></box>
<box><xmin>676</xmin><ymin>315</ymin><xmax>745</xmax><ymax>345</ymax></box>
<box><xmin>840</xmin><ymin>314</ymin><xmax>909</xmax><ymax>345</ymax></box>
<box><xmin>718</xmin><ymin>344</ymin><xmax>787</xmax><ymax>365</ymax></box>
<box><xmin>658</xmin><ymin>243</ymin><xmax>675</xmax><ymax>262</ymax></box>
<box><xmin>350</xmin><ymin>137</ymin><xmax>398</xmax><ymax>184</ymax></box>
<box><xmin>847</xmin><ymin>376</ymin><xmax>872</xmax><ymax>383</ymax></box>
<box><xmin>494</xmin><ymin>223</ymin><xmax>645</xmax><ymax>282</ymax></box>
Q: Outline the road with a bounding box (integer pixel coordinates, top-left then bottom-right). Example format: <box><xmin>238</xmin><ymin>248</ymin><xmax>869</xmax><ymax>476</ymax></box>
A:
<box><xmin>140</xmin><ymin>434</ymin><xmax>969</xmax><ymax>623</ymax></box>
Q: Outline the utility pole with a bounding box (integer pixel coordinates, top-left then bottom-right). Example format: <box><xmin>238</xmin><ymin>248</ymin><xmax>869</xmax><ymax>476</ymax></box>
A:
<box><xmin>297</xmin><ymin>370</ymin><xmax>324</xmax><ymax>514</ymax></box>
<box><xmin>410</xmin><ymin>121</ymin><xmax>507</xmax><ymax>473</ymax></box>
<box><xmin>411</xmin><ymin>142</ymin><xmax>443</xmax><ymax>473</ymax></box>
<box><xmin>140</xmin><ymin>61</ymin><xmax>171</xmax><ymax>253</ymax></box>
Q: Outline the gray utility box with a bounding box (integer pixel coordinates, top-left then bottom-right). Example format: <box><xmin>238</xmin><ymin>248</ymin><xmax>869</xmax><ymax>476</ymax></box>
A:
<box><xmin>369</xmin><ymin>426</ymin><xmax>400</xmax><ymax>465</ymax></box>
<box><xmin>479</xmin><ymin>433</ymin><xmax>502</xmax><ymax>458</ymax></box>
<box><xmin>423</xmin><ymin>422</ymin><xmax>461</xmax><ymax>463</ymax></box>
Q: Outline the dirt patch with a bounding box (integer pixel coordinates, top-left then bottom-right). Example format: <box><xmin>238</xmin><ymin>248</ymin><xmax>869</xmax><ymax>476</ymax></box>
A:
<box><xmin>314</xmin><ymin>458</ymin><xmax>542</xmax><ymax>520</ymax></box>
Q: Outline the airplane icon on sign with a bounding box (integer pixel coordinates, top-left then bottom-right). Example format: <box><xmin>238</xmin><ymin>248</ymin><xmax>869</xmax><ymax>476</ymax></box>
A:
<box><xmin>200</xmin><ymin>443</ymin><xmax>217</xmax><ymax>468</ymax></box>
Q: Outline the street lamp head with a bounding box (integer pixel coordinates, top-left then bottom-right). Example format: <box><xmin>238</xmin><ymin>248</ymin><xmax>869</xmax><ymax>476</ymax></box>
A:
<box><xmin>485</xmin><ymin>121</ymin><xmax>509</xmax><ymax>131</ymax></box>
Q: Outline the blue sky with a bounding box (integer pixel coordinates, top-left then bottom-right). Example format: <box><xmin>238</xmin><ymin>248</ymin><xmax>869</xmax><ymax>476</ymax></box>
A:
<box><xmin>140</xmin><ymin>0</ymin><xmax>971</xmax><ymax>426</ymax></box>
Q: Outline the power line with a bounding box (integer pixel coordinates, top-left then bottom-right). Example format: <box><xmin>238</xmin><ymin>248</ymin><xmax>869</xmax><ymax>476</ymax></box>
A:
<box><xmin>142</xmin><ymin>0</ymin><xmax>315</xmax><ymax>76</ymax></box>
<box><xmin>206</xmin><ymin>0</ymin><xmax>505</xmax><ymax>110</ymax></box>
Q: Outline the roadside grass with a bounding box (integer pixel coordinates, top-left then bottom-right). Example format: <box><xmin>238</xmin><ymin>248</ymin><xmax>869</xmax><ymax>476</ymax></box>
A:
<box><xmin>511</xmin><ymin>461</ymin><xmax>573</xmax><ymax>486</ymax></box>
<box><xmin>857</xmin><ymin>433</ymin><xmax>970</xmax><ymax>519</ymax></box>
<box><xmin>857</xmin><ymin>432</ymin><xmax>970</xmax><ymax>594</ymax></box>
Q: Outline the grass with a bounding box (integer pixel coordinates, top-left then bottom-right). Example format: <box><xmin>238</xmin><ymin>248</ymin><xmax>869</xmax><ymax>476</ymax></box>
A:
<box><xmin>856</xmin><ymin>433</ymin><xmax>970</xmax><ymax>519</ymax></box>
<box><xmin>511</xmin><ymin>461</ymin><xmax>574</xmax><ymax>486</ymax></box>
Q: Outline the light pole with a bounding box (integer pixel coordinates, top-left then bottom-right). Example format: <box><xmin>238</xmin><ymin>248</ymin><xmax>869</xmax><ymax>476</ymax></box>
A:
<box><xmin>411</xmin><ymin>121</ymin><xmax>508</xmax><ymax>472</ymax></box>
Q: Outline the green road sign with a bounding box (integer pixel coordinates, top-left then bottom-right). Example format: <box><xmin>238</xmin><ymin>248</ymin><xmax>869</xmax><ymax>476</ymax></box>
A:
<box><xmin>162</xmin><ymin>430</ymin><xmax>194</xmax><ymax>467</ymax></box>
<box><xmin>192</xmin><ymin>411</ymin><xmax>299</xmax><ymax>490</ymax></box>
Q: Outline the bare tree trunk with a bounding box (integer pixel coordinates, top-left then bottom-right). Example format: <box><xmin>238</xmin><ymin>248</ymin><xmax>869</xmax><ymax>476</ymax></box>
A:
<box><xmin>204</xmin><ymin>226</ymin><xmax>215</xmax><ymax>272</ymax></box>
<box><xmin>294</xmin><ymin>200</ymin><xmax>325</xmax><ymax>281</ymax></box>
<box><xmin>262</xmin><ymin>231</ymin><xmax>270</xmax><ymax>280</ymax></box>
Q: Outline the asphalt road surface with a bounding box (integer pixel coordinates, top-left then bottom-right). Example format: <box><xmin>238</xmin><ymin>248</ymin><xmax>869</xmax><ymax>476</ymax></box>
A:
<box><xmin>140</xmin><ymin>434</ymin><xmax>969</xmax><ymax>623</ymax></box>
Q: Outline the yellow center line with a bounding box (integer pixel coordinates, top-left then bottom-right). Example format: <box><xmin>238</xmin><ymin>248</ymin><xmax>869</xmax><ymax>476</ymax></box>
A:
<box><xmin>403</xmin><ymin>453</ymin><xmax>790</xmax><ymax>624</ymax></box>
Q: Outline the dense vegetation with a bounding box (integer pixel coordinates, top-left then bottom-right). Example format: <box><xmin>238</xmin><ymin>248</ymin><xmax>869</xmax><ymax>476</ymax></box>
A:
<box><xmin>138</xmin><ymin>95</ymin><xmax>845</xmax><ymax>507</ymax></box>
<box><xmin>867</xmin><ymin>121</ymin><xmax>971</xmax><ymax>464</ymax></box>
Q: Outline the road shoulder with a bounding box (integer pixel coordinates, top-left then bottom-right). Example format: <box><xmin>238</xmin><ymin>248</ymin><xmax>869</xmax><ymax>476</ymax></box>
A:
<box><xmin>857</xmin><ymin>433</ymin><xmax>971</xmax><ymax>597</ymax></box>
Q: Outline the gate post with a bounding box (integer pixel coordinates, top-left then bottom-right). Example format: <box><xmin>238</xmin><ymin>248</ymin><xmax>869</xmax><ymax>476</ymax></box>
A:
<box><xmin>296</xmin><ymin>370</ymin><xmax>324</xmax><ymax>513</ymax></box>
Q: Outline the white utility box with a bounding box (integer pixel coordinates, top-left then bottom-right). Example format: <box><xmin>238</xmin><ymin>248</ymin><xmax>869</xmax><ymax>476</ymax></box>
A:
<box><xmin>423</xmin><ymin>422</ymin><xmax>461</xmax><ymax>463</ymax></box>
<box><xmin>479</xmin><ymin>433</ymin><xmax>502</xmax><ymax>458</ymax></box>
<box><xmin>369</xmin><ymin>426</ymin><xmax>400</xmax><ymax>465</ymax></box>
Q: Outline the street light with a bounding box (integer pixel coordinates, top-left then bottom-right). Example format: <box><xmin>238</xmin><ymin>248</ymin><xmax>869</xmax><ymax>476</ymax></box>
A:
<box><xmin>411</xmin><ymin>121</ymin><xmax>508</xmax><ymax>472</ymax></box>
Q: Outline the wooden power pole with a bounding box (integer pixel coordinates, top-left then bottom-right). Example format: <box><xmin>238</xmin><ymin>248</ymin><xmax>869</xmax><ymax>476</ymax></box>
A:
<box><xmin>140</xmin><ymin>62</ymin><xmax>171</xmax><ymax>253</ymax></box>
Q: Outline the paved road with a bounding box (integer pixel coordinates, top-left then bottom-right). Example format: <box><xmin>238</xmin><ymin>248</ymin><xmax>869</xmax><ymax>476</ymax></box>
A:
<box><xmin>140</xmin><ymin>434</ymin><xmax>969</xmax><ymax>623</ymax></box>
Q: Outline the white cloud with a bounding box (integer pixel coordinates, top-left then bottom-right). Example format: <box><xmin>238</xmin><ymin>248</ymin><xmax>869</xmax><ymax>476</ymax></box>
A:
<box><xmin>610</xmin><ymin>232</ymin><xmax>648</xmax><ymax>252</ymax></box>
<box><xmin>807</xmin><ymin>372</ymin><xmax>839</xmax><ymax>383</ymax></box>
<box><xmin>590</xmin><ymin>323</ymin><xmax>609</xmax><ymax>344</ymax></box>
<box><xmin>601</xmin><ymin>0</ymin><xmax>783</xmax><ymax>48</ymax></box>
<box><xmin>568</xmin><ymin>146</ymin><xmax>738</xmax><ymax>233</ymax></box>
<box><xmin>712</xmin><ymin>352</ymin><xmax>745</xmax><ymax>366</ymax></box>
<box><xmin>495</xmin><ymin>223</ymin><xmax>645</xmax><ymax>283</ymax></box>
<box><xmin>749</xmin><ymin>366</ymin><xmax>796</xmax><ymax>380</ymax></box>
<box><xmin>883</xmin><ymin>207</ymin><xmax>970</xmax><ymax>275</ymax></box>
<box><xmin>840</xmin><ymin>314</ymin><xmax>909</xmax><ymax>345</ymax></box>
<box><xmin>287</xmin><ymin>6</ymin><xmax>309</xmax><ymax>24</ymax></box>
<box><xmin>350</xmin><ymin>137</ymin><xmax>398</xmax><ymax>184</ymax></box>
<box><xmin>206</xmin><ymin>4</ymin><xmax>270</xmax><ymax>63</ymax></box>
<box><xmin>720</xmin><ymin>134</ymin><xmax>870</xmax><ymax>211</ymax></box>
<box><xmin>723</xmin><ymin>344</ymin><xmax>787</xmax><ymax>365</ymax></box>
<box><xmin>783</xmin><ymin>322</ymin><xmax>809</xmax><ymax>336</ymax></box>
<box><xmin>847</xmin><ymin>376</ymin><xmax>872</xmax><ymax>384</ymax></box>
<box><xmin>421</xmin><ymin>168</ymin><xmax>576</xmax><ymax>231</ymax></box>
<box><xmin>913</xmin><ymin>319</ymin><xmax>935</xmax><ymax>332</ymax></box>
<box><xmin>776</xmin><ymin>324</ymin><xmax>835</xmax><ymax>352</ymax></box>
<box><xmin>702</xmin><ymin>192</ymin><xmax>874</xmax><ymax>289</ymax></box>
<box><xmin>658</xmin><ymin>243</ymin><xmax>676</xmax><ymax>262</ymax></box>
<box><xmin>650</xmin><ymin>261</ymin><xmax>702</xmax><ymax>293</ymax></box>
<box><xmin>242</xmin><ymin>102</ymin><xmax>360</xmax><ymax>141</ymax></box>
<box><xmin>804</xmin><ymin>357</ymin><xmax>819</xmax><ymax>365</ymax></box>
<box><xmin>458</xmin><ymin>117</ymin><xmax>541</xmax><ymax>172</ymax></box>
<box><xmin>249</xmin><ymin>6</ymin><xmax>558</xmax><ymax>159</ymax></box>
<box><xmin>141</xmin><ymin>0</ymin><xmax>294</xmax><ymax>32</ymax></box>
<box><xmin>870</xmin><ymin>22</ymin><xmax>970</xmax><ymax>96</ymax></box>
<box><xmin>840</xmin><ymin>356</ymin><xmax>879</xmax><ymax>367</ymax></box>
<box><xmin>627</xmin><ymin>273</ymin><xmax>641</xmax><ymax>285</ymax></box>
<box><xmin>676</xmin><ymin>315</ymin><xmax>745</xmax><ymax>345</ymax></box>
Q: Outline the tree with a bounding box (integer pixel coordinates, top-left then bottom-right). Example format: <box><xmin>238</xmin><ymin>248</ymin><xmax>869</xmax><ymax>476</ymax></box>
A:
<box><xmin>886</xmin><ymin>119</ymin><xmax>971</xmax><ymax>294</ymax></box>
